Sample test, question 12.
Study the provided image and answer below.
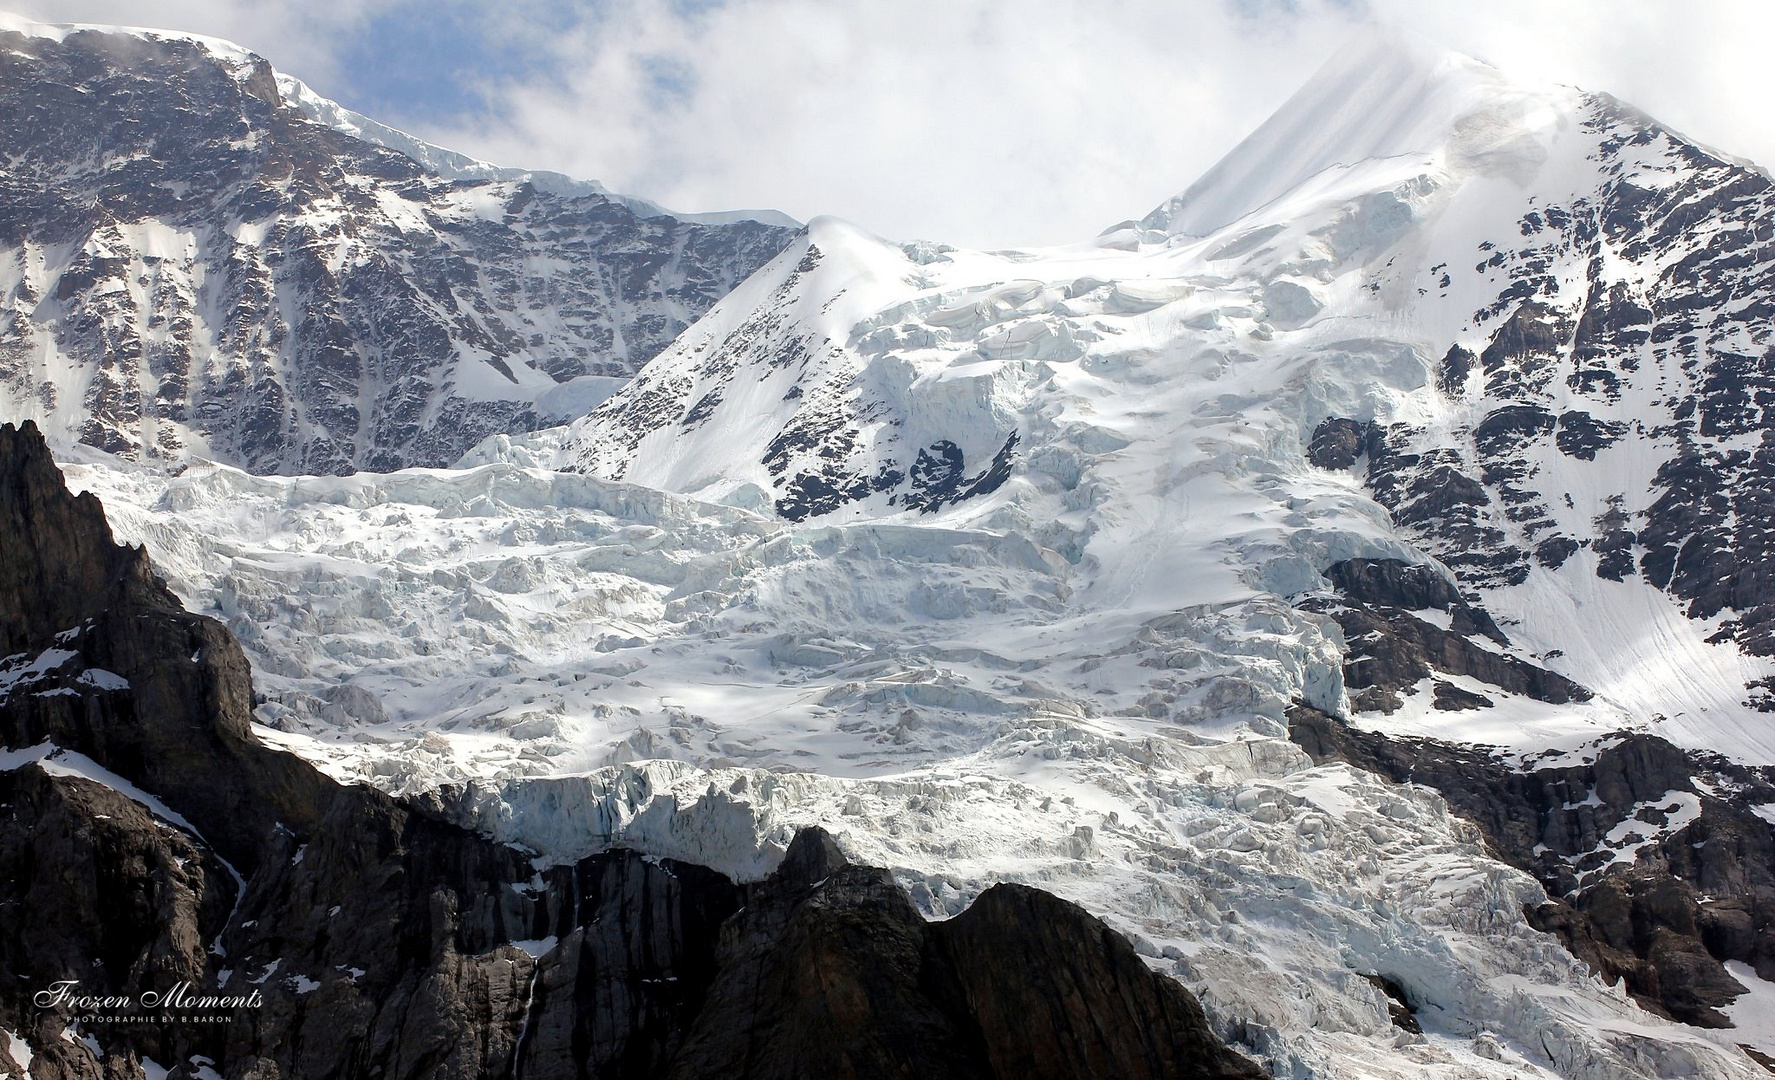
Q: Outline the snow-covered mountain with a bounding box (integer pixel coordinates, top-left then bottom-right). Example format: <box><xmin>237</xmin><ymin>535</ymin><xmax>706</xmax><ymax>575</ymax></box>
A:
<box><xmin>0</xmin><ymin>14</ymin><xmax>796</xmax><ymax>474</ymax></box>
<box><xmin>22</xmin><ymin>24</ymin><xmax>1775</xmax><ymax>1080</ymax></box>
<box><xmin>555</xmin><ymin>30</ymin><xmax>1775</xmax><ymax>762</ymax></box>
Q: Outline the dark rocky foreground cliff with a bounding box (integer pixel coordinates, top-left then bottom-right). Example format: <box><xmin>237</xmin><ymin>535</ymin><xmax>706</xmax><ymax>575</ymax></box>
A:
<box><xmin>0</xmin><ymin>419</ymin><xmax>1262</xmax><ymax>1079</ymax></box>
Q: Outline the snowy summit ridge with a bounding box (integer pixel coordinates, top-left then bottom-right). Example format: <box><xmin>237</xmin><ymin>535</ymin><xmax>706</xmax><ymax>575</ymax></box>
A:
<box><xmin>1142</xmin><ymin>28</ymin><xmax>1578</xmax><ymax>238</ymax></box>
<box><xmin>0</xmin><ymin>10</ymin><xmax>798</xmax><ymax>229</ymax></box>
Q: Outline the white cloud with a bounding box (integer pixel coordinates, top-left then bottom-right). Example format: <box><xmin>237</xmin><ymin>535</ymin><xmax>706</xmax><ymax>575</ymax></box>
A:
<box><xmin>431</xmin><ymin>0</ymin><xmax>1345</xmax><ymax>245</ymax></box>
<box><xmin>18</xmin><ymin>0</ymin><xmax>1775</xmax><ymax>247</ymax></box>
<box><xmin>1367</xmin><ymin>0</ymin><xmax>1775</xmax><ymax>171</ymax></box>
<box><xmin>424</xmin><ymin>0</ymin><xmax>1775</xmax><ymax>246</ymax></box>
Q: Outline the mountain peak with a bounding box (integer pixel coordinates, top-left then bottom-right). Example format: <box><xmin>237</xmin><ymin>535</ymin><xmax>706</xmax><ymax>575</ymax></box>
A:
<box><xmin>0</xmin><ymin>10</ymin><xmax>799</xmax><ymax>230</ymax></box>
<box><xmin>0</xmin><ymin>9</ymin><xmax>260</xmax><ymax>68</ymax></box>
<box><xmin>1142</xmin><ymin>27</ymin><xmax>1574</xmax><ymax>238</ymax></box>
<box><xmin>0</xmin><ymin>16</ymin><xmax>798</xmax><ymax>473</ymax></box>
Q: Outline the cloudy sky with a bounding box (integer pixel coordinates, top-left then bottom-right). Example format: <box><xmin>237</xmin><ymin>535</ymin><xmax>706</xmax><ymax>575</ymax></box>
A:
<box><xmin>18</xmin><ymin>0</ymin><xmax>1773</xmax><ymax>246</ymax></box>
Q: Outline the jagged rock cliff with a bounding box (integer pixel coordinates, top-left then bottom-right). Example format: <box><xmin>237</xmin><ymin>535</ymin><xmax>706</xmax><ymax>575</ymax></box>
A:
<box><xmin>0</xmin><ymin>18</ymin><xmax>795</xmax><ymax>475</ymax></box>
<box><xmin>0</xmin><ymin>419</ymin><xmax>1261</xmax><ymax>1079</ymax></box>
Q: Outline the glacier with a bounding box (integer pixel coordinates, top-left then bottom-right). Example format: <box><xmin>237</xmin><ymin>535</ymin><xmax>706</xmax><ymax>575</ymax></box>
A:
<box><xmin>26</xmin><ymin>25</ymin><xmax>1775</xmax><ymax>1080</ymax></box>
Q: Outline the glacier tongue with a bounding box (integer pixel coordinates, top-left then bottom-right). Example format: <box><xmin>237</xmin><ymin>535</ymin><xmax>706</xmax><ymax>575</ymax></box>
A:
<box><xmin>57</xmin><ymin>409</ymin><xmax>1764</xmax><ymax>1078</ymax></box>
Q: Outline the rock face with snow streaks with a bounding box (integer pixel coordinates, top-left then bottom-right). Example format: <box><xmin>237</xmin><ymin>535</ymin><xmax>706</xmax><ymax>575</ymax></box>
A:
<box><xmin>1306</xmin><ymin>93</ymin><xmax>1775</xmax><ymax>658</ymax></box>
<box><xmin>1299</xmin><ymin>557</ymin><xmax>1588</xmax><ymax>715</ymax></box>
<box><xmin>1291</xmin><ymin>705</ymin><xmax>1775</xmax><ymax>1028</ymax></box>
<box><xmin>0</xmin><ymin>18</ymin><xmax>794</xmax><ymax>475</ymax></box>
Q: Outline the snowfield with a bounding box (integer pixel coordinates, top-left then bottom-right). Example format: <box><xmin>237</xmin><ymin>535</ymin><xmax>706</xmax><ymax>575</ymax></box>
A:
<box><xmin>34</xmin><ymin>26</ymin><xmax>1775</xmax><ymax>1080</ymax></box>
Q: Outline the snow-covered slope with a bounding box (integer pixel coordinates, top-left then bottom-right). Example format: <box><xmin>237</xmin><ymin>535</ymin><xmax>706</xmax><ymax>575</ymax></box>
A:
<box><xmin>0</xmin><ymin>14</ymin><xmax>795</xmax><ymax>474</ymax></box>
<box><xmin>556</xmin><ymin>29</ymin><xmax>1775</xmax><ymax>763</ymax></box>
<box><xmin>1139</xmin><ymin>28</ymin><xmax>1577</xmax><ymax>238</ymax></box>
<box><xmin>34</xmin><ymin>28</ymin><xmax>1775</xmax><ymax>1080</ymax></box>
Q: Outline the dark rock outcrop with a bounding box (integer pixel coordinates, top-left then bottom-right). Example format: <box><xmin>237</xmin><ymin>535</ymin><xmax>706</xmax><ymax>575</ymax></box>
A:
<box><xmin>1305</xmin><ymin>416</ymin><xmax>1380</xmax><ymax>471</ymax></box>
<box><xmin>668</xmin><ymin>829</ymin><xmax>1260</xmax><ymax>1080</ymax></box>
<box><xmin>0</xmin><ymin>419</ymin><xmax>1261</xmax><ymax>1079</ymax></box>
<box><xmin>1323</xmin><ymin>558</ymin><xmax>1508</xmax><ymax>642</ymax></box>
<box><xmin>1362</xmin><ymin>974</ymin><xmax>1421</xmax><ymax>1035</ymax></box>
<box><xmin>1290</xmin><ymin>703</ymin><xmax>1775</xmax><ymax>1029</ymax></box>
<box><xmin>1304</xmin><ymin>557</ymin><xmax>1587</xmax><ymax>715</ymax></box>
<box><xmin>938</xmin><ymin>883</ymin><xmax>1257</xmax><ymax>1080</ymax></box>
